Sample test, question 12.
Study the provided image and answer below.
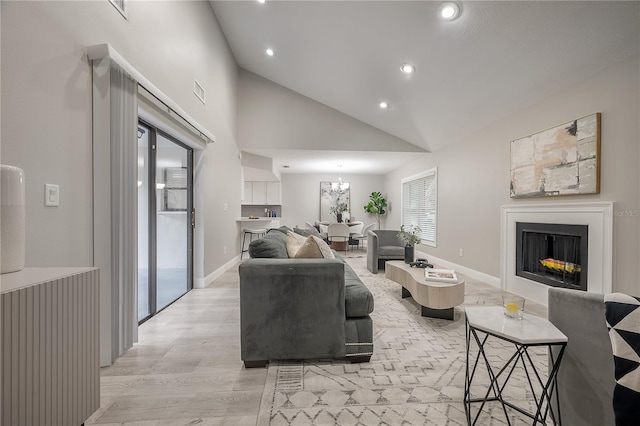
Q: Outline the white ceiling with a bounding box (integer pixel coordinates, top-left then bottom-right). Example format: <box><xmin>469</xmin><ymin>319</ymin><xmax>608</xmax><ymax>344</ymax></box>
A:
<box><xmin>211</xmin><ymin>1</ymin><xmax>639</xmax><ymax>173</ymax></box>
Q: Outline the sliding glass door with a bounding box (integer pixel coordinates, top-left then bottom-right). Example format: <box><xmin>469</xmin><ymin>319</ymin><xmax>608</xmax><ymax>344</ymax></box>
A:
<box><xmin>138</xmin><ymin>125</ymin><xmax>152</xmax><ymax>320</ymax></box>
<box><xmin>138</xmin><ymin>121</ymin><xmax>193</xmax><ymax>323</ymax></box>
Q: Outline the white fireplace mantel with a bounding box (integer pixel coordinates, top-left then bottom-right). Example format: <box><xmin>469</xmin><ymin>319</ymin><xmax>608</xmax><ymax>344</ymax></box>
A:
<box><xmin>500</xmin><ymin>201</ymin><xmax>614</xmax><ymax>306</ymax></box>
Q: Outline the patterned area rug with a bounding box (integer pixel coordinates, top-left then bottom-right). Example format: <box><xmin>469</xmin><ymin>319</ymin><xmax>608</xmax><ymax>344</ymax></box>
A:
<box><xmin>256</xmin><ymin>255</ymin><xmax>549</xmax><ymax>425</ymax></box>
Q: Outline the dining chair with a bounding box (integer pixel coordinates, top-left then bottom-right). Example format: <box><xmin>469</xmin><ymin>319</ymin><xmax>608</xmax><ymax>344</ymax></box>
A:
<box><xmin>318</xmin><ymin>223</ymin><xmax>329</xmax><ymax>239</ymax></box>
<box><xmin>347</xmin><ymin>222</ymin><xmax>364</xmax><ymax>250</ymax></box>
<box><xmin>327</xmin><ymin>223</ymin><xmax>350</xmax><ymax>253</ymax></box>
<box><xmin>352</xmin><ymin>223</ymin><xmax>376</xmax><ymax>250</ymax></box>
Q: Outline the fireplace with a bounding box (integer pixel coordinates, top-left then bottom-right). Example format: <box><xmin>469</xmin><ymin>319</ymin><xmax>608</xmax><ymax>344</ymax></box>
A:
<box><xmin>501</xmin><ymin>202</ymin><xmax>612</xmax><ymax>306</ymax></box>
<box><xmin>516</xmin><ymin>222</ymin><xmax>588</xmax><ymax>291</ymax></box>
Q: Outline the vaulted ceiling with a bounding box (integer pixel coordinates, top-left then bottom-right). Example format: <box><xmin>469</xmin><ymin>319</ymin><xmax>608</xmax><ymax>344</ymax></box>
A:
<box><xmin>210</xmin><ymin>1</ymin><xmax>639</xmax><ymax>173</ymax></box>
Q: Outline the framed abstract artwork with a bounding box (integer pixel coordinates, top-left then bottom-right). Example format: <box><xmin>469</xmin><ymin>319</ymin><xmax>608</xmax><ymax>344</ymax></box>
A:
<box><xmin>320</xmin><ymin>181</ymin><xmax>350</xmax><ymax>222</ymax></box>
<box><xmin>510</xmin><ymin>113</ymin><xmax>601</xmax><ymax>198</ymax></box>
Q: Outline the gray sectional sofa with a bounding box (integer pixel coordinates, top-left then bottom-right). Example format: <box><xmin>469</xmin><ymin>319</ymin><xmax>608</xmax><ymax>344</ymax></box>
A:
<box><xmin>238</xmin><ymin>228</ymin><xmax>374</xmax><ymax>368</ymax></box>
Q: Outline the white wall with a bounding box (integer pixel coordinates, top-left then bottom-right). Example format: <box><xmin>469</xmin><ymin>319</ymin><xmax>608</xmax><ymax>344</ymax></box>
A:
<box><xmin>1</xmin><ymin>1</ymin><xmax>241</xmax><ymax>276</ymax></box>
<box><xmin>385</xmin><ymin>56</ymin><xmax>640</xmax><ymax>294</ymax></box>
<box><xmin>281</xmin><ymin>173</ymin><xmax>385</xmax><ymax>230</ymax></box>
<box><xmin>1</xmin><ymin>2</ymin><xmax>243</xmax><ymax>364</ymax></box>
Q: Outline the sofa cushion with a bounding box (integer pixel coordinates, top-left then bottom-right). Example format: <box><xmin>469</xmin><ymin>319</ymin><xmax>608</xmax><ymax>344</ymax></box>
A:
<box><xmin>379</xmin><ymin>246</ymin><xmax>404</xmax><ymax>257</ymax></box>
<box><xmin>248</xmin><ymin>230</ymin><xmax>288</xmax><ymax>259</ymax></box>
<box><xmin>343</xmin><ymin>261</ymin><xmax>374</xmax><ymax>317</ymax></box>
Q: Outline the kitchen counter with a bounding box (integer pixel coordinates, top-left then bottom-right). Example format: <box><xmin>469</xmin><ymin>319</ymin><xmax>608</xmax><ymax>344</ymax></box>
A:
<box><xmin>237</xmin><ymin>217</ymin><xmax>282</xmax><ymax>232</ymax></box>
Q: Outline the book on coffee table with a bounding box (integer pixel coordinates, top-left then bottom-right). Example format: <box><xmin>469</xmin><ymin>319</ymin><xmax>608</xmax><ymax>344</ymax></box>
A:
<box><xmin>425</xmin><ymin>269</ymin><xmax>458</xmax><ymax>283</ymax></box>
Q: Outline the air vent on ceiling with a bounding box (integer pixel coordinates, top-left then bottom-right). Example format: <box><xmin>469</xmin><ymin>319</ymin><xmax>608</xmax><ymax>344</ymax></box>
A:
<box><xmin>194</xmin><ymin>79</ymin><xmax>206</xmax><ymax>105</ymax></box>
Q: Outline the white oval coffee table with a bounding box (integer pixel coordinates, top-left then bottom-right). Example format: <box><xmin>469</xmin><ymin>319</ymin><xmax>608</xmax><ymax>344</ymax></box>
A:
<box><xmin>385</xmin><ymin>260</ymin><xmax>465</xmax><ymax>320</ymax></box>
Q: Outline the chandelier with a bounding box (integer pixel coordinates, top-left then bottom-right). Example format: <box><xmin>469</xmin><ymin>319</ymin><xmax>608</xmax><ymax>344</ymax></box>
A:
<box><xmin>331</xmin><ymin>165</ymin><xmax>349</xmax><ymax>191</ymax></box>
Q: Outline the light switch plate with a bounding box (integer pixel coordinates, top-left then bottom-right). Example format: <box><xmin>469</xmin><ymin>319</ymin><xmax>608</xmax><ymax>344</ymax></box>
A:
<box><xmin>45</xmin><ymin>184</ymin><xmax>60</xmax><ymax>207</ymax></box>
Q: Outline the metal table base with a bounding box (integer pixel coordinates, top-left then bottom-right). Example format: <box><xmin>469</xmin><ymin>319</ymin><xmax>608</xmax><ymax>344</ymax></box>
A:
<box><xmin>464</xmin><ymin>309</ymin><xmax>567</xmax><ymax>426</ymax></box>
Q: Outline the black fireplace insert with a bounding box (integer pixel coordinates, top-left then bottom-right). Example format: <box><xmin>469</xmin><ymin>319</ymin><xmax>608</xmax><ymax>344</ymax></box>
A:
<box><xmin>516</xmin><ymin>222</ymin><xmax>588</xmax><ymax>291</ymax></box>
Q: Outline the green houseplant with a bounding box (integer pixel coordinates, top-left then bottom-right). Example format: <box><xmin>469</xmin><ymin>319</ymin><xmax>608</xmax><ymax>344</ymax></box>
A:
<box><xmin>397</xmin><ymin>225</ymin><xmax>422</xmax><ymax>263</ymax></box>
<box><xmin>330</xmin><ymin>202</ymin><xmax>349</xmax><ymax>222</ymax></box>
<box><xmin>397</xmin><ymin>225</ymin><xmax>422</xmax><ymax>246</ymax></box>
<box><xmin>363</xmin><ymin>192</ymin><xmax>387</xmax><ymax>229</ymax></box>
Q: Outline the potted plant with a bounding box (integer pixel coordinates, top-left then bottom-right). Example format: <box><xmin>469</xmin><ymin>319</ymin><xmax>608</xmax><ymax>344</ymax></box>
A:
<box><xmin>397</xmin><ymin>225</ymin><xmax>422</xmax><ymax>263</ymax></box>
<box><xmin>330</xmin><ymin>202</ymin><xmax>349</xmax><ymax>223</ymax></box>
<box><xmin>363</xmin><ymin>192</ymin><xmax>387</xmax><ymax>229</ymax></box>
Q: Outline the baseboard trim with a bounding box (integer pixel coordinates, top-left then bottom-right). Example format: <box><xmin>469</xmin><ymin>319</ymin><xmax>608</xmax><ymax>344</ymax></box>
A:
<box><xmin>198</xmin><ymin>255</ymin><xmax>241</xmax><ymax>289</ymax></box>
<box><xmin>415</xmin><ymin>250</ymin><xmax>501</xmax><ymax>288</ymax></box>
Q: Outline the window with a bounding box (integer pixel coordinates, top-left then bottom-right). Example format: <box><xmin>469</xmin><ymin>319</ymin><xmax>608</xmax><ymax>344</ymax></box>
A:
<box><xmin>109</xmin><ymin>0</ymin><xmax>127</xmax><ymax>19</ymax></box>
<box><xmin>401</xmin><ymin>168</ymin><xmax>437</xmax><ymax>247</ymax></box>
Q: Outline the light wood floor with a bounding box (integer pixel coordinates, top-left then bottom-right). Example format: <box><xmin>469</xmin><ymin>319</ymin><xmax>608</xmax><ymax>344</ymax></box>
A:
<box><xmin>87</xmin><ymin>262</ymin><xmax>266</xmax><ymax>425</ymax></box>
<box><xmin>86</xmin><ymin>251</ymin><xmax>546</xmax><ymax>425</ymax></box>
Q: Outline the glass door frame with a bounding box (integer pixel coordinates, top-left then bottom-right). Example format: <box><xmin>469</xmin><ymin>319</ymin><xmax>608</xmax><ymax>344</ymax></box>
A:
<box><xmin>138</xmin><ymin>118</ymin><xmax>194</xmax><ymax>324</ymax></box>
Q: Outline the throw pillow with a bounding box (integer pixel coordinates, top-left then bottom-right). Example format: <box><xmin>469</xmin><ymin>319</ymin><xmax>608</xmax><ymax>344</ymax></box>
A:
<box><xmin>293</xmin><ymin>227</ymin><xmax>312</xmax><ymax>237</ymax></box>
<box><xmin>604</xmin><ymin>293</ymin><xmax>640</xmax><ymax>426</ymax></box>
<box><xmin>288</xmin><ymin>231</ymin><xmax>307</xmax><ymax>244</ymax></box>
<box><xmin>286</xmin><ymin>231</ymin><xmax>307</xmax><ymax>257</ymax></box>
<box><xmin>293</xmin><ymin>226</ymin><xmax>322</xmax><ymax>238</ymax></box>
<box><xmin>294</xmin><ymin>235</ymin><xmax>336</xmax><ymax>259</ymax></box>
<box><xmin>286</xmin><ymin>234</ymin><xmax>301</xmax><ymax>258</ymax></box>
<box><xmin>312</xmin><ymin>235</ymin><xmax>335</xmax><ymax>259</ymax></box>
<box><xmin>306</xmin><ymin>226</ymin><xmax>322</xmax><ymax>238</ymax></box>
<box><xmin>294</xmin><ymin>236</ymin><xmax>324</xmax><ymax>258</ymax></box>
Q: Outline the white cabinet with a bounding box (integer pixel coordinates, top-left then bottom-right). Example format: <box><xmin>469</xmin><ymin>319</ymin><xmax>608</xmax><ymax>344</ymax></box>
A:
<box><xmin>266</xmin><ymin>182</ymin><xmax>281</xmax><ymax>204</ymax></box>
<box><xmin>252</xmin><ymin>181</ymin><xmax>267</xmax><ymax>204</ymax></box>
<box><xmin>243</xmin><ymin>181</ymin><xmax>253</xmax><ymax>205</ymax></box>
<box><xmin>242</xmin><ymin>181</ymin><xmax>281</xmax><ymax>205</ymax></box>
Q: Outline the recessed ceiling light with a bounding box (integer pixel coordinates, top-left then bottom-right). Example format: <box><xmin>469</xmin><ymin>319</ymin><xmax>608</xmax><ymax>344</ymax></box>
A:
<box><xmin>439</xmin><ymin>2</ymin><xmax>460</xmax><ymax>21</ymax></box>
<box><xmin>265</xmin><ymin>48</ymin><xmax>275</xmax><ymax>57</ymax></box>
<box><xmin>257</xmin><ymin>0</ymin><xmax>266</xmax><ymax>3</ymax></box>
<box><xmin>379</xmin><ymin>101</ymin><xmax>389</xmax><ymax>109</ymax></box>
<box><xmin>400</xmin><ymin>63</ymin><xmax>415</xmax><ymax>74</ymax></box>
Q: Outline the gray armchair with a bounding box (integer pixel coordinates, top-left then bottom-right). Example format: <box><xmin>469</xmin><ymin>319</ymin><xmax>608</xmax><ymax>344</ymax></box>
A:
<box><xmin>367</xmin><ymin>229</ymin><xmax>405</xmax><ymax>273</ymax></box>
<box><xmin>547</xmin><ymin>287</ymin><xmax>615</xmax><ymax>425</ymax></box>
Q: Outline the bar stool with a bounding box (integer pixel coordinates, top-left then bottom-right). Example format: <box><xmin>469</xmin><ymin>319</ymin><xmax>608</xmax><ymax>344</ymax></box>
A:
<box><xmin>241</xmin><ymin>228</ymin><xmax>267</xmax><ymax>259</ymax></box>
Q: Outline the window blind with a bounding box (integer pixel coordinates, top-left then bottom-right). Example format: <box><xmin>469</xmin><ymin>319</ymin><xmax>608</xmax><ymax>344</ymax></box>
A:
<box><xmin>402</xmin><ymin>168</ymin><xmax>437</xmax><ymax>246</ymax></box>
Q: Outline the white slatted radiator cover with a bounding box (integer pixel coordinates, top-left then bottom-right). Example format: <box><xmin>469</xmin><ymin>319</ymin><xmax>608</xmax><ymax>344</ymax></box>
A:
<box><xmin>1</xmin><ymin>268</ymin><xmax>100</xmax><ymax>426</ymax></box>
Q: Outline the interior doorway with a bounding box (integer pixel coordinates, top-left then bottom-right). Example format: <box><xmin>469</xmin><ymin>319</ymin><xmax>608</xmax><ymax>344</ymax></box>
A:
<box><xmin>138</xmin><ymin>120</ymin><xmax>194</xmax><ymax>323</ymax></box>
